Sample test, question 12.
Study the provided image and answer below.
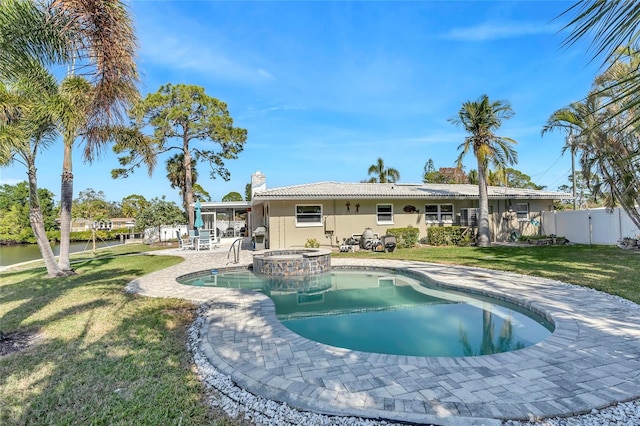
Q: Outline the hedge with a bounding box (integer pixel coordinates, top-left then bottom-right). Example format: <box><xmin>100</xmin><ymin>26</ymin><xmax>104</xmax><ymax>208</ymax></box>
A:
<box><xmin>386</xmin><ymin>226</ymin><xmax>419</xmax><ymax>248</ymax></box>
<box><xmin>426</xmin><ymin>226</ymin><xmax>475</xmax><ymax>246</ymax></box>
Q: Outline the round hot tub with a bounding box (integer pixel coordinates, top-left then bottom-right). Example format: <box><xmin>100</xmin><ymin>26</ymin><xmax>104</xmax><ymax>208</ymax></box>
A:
<box><xmin>253</xmin><ymin>249</ymin><xmax>331</xmax><ymax>277</ymax></box>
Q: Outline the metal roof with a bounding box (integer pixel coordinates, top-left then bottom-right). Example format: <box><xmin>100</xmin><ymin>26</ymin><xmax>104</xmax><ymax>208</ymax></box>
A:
<box><xmin>252</xmin><ymin>181</ymin><xmax>572</xmax><ymax>200</ymax></box>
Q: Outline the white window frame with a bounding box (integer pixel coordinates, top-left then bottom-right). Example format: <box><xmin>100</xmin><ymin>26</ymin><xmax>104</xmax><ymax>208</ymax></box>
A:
<box><xmin>515</xmin><ymin>203</ymin><xmax>529</xmax><ymax>221</ymax></box>
<box><xmin>424</xmin><ymin>204</ymin><xmax>454</xmax><ymax>223</ymax></box>
<box><xmin>376</xmin><ymin>203</ymin><xmax>394</xmax><ymax>225</ymax></box>
<box><xmin>295</xmin><ymin>204</ymin><xmax>323</xmax><ymax>227</ymax></box>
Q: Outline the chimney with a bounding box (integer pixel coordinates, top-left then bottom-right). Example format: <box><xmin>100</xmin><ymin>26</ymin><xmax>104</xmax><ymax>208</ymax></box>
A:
<box><xmin>251</xmin><ymin>171</ymin><xmax>266</xmax><ymax>198</ymax></box>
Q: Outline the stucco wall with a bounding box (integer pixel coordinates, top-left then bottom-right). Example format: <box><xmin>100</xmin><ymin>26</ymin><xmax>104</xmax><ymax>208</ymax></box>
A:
<box><xmin>256</xmin><ymin>198</ymin><xmax>554</xmax><ymax>249</ymax></box>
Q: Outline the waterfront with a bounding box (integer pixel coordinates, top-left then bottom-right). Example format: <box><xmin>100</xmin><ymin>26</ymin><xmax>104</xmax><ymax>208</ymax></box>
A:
<box><xmin>0</xmin><ymin>240</ymin><xmax>124</xmax><ymax>267</ymax></box>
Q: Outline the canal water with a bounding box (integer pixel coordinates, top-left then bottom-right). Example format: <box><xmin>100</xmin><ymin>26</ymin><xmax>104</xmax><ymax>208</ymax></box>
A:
<box><xmin>0</xmin><ymin>240</ymin><xmax>124</xmax><ymax>267</ymax></box>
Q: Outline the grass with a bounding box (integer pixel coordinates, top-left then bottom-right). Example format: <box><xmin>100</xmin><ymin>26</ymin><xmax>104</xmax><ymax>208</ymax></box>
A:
<box><xmin>1</xmin><ymin>243</ymin><xmax>639</xmax><ymax>425</ymax></box>
<box><xmin>0</xmin><ymin>244</ymin><xmax>234</xmax><ymax>425</ymax></box>
<box><xmin>334</xmin><ymin>244</ymin><xmax>640</xmax><ymax>304</ymax></box>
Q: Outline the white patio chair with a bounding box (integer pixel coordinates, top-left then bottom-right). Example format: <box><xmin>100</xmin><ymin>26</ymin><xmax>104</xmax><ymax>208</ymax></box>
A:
<box><xmin>197</xmin><ymin>229</ymin><xmax>213</xmax><ymax>250</ymax></box>
<box><xmin>176</xmin><ymin>231</ymin><xmax>195</xmax><ymax>250</ymax></box>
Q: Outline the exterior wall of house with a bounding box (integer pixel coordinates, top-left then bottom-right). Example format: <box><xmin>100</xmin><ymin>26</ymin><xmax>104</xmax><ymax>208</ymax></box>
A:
<box><xmin>256</xmin><ymin>198</ymin><xmax>555</xmax><ymax>249</ymax></box>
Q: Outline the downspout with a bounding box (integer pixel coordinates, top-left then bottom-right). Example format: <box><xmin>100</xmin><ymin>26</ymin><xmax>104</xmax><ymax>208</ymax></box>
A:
<box><xmin>333</xmin><ymin>200</ymin><xmax>338</xmax><ymax>246</ymax></box>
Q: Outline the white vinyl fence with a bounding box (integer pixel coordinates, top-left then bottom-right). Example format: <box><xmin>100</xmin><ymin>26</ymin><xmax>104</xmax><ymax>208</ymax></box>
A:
<box><xmin>541</xmin><ymin>207</ymin><xmax>640</xmax><ymax>245</ymax></box>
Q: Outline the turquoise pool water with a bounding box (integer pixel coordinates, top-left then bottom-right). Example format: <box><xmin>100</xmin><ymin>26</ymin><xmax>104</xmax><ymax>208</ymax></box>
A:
<box><xmin>180</xmin><ymin>269</ymin><xmax>554</xmax><ymax>357</ymax></box>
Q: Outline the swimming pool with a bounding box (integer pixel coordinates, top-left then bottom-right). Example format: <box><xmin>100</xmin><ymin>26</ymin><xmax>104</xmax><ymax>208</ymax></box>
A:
<box><xmin>179</xmin><ymin>268</ymin><xmax>553</xmax><ymax>357</ymax></box>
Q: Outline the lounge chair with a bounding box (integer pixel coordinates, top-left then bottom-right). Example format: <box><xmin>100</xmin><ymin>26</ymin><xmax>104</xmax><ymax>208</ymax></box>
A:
<box><xmin>177</xmin><ymin>231</ymin><xmax>195</xmax><ymax>250</ymax></box>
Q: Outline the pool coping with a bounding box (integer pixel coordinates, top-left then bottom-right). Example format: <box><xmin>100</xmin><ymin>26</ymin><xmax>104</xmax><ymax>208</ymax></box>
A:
<box><xmin>127</xmin><ymin>250</ymin><xmax>640</xmax><ymax>425</ymax></box>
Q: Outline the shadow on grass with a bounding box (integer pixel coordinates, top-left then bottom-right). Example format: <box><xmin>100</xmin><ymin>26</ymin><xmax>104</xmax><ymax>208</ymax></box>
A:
<box><xmin>0</xmin><ymin>300</ymin><xmax>217</xmax><ymax>425</ymax></box>
<box><xmin>0</xmin><ymin>253</ymin><xmax>221</xmax><ymax>425</ymax></box>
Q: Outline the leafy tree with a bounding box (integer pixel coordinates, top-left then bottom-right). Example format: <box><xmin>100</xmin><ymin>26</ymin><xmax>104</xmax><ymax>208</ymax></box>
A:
<box><xmin>73</xmin><ymin>188</ymin><xmax>110</xmax><ymax>254</ymax></box>
<box><xmin>503</xmin><ymin>168</ymin><xmax>544</xmax><ymax>190</ymax></box>
<box><xmin>135</xmin><ymin>196</ymin><xmax>186</xmax><ymax>243</ymax></box>
<box><xmin>367</xmin><ymin>157</ymin><xmax>400</xmax><ymax>183</ymax></box>
<box><xmin>106</xmin><ymin>201</ymin><xmax>122</xmax><ymax>218</ymax></box>
<box><xmin>0</xmin><ymin>0</ymin><xmax>140</xmax><ymax>274</ymax></box>
<box><xmin>113</xmin><ymin>84</ymin><xmax>248</xmax><ymax>229</ymax></box>
<box><xmin>422</xmin><ymin>159</ymin><xmax>446</xmax><ymax>183</ymax></box>
<box><xmin>166</xmin><ymin>153</ymin><xmax>196</xmax><ymax>211</ymax></box>
<box><xmin>121</xmin><ymin>194</ymin><xmax>149</xmax><ymax>218</ymax></box>
<box><xmin>449</xmin><ymin>94</ymin><xmax>518</xmax><ymax>247</ymax></box>
<box><xmin>467</xmin><ymin>169</ymin><xmax>479</xmax><ymax>185</ymax></box>
<box><xmin>0</xmin><ymin>68</ymin><xmax>64</xmax><ymax>276</ymax></box>
<box><xmin>245</xmin><ymin>182</ymin><xmax>252</xmax><ymax>201</ymax></box>
<box><xmin>0</xmin><ymin>183</ymin><xmax>57</xmax><ymax>239</ymax></box>
<box><xmin>164</xmin><ymin>154</ymin><xmax>211</xmax><ymax>207</ymax></box>
<box><xmin>422</xmin><ymin>159</ymin><xmax>467</xmax><ymax>184</ymax></box>
<box><xmin>558</xmin><ymin>172</ymin><xmax>601</xmax><ymax>209</ymax></box>
<box><xmin>222</xmin><ymin>191</ymin><xmax>243</xmax><ymax>202</ymax></box>
<box><xmin>486</xmin><ymin>169</ymin><xmax>506</xmax><ymax>186</ymax></box>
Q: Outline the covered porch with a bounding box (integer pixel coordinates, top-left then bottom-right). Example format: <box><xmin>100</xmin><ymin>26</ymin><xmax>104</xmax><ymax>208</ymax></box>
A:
<box><xmin>195</xmin><ymin>200</ymin><xmax>252</xmax><ymax>240</ymax></box>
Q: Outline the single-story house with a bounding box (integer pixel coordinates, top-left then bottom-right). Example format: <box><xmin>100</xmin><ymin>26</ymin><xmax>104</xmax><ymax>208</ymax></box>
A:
<box><xmin>249</xmin><ymin>173</ymin><xmax>572</xmax><ymax>249</ymax></box>
<box><xmin>69</xmin><ymin>218</ymin><xmax>135</xmax><ymax>233</ymax></box>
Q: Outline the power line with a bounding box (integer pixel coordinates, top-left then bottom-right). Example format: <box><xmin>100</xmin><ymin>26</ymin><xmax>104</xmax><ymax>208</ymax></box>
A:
<box><xmin>529</xmin><ymin>153</ymin><xmax>565</xmax><ymax>181</ymax></box>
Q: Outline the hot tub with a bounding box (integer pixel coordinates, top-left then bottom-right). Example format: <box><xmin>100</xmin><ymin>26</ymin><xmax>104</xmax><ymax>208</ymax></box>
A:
<box><xmin>252</xmin><ymin>249</ymin><xmax>331</xmax><ymax>277</ymax></box>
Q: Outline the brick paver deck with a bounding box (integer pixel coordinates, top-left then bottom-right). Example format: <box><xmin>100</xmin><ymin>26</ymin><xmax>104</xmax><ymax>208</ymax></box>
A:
<box><xmin>127</xmin><ymin>244</ymin><xmax>640</xmax><ymax>426</ymax></box>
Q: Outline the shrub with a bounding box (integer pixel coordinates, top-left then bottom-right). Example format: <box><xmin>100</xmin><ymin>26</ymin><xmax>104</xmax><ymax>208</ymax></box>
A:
<box><xmin>386</xmin><ymin>226</ymin><xmax>419</xmax><ymax>248</ymax></box>
<box><xmin>426</xmin><ymin>226</ymin><xmax>475</xmax><ymax>246</ymax></box>
<box><xmin>304</xmin><ymin>238</ymin><xmax>320</xmax><ymax>248</ymax></box>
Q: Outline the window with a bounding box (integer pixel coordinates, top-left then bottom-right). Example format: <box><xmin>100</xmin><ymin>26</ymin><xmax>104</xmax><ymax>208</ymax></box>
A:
<box><xmin>424</xmin><ymin>204</ymin><xmax>454</xmax><ymax>223</ymax></box>
<box><xmin>440</xmin><ymin>204</ymin><xmax>454</xmax><ymax>222</ymax></box>
<box><xmin>425</xmin><ymin>205</ymin><xmax>439</xmax><ymax>221</ymax></box>
<box><xmin>377</xmin><ymin>204</ymin><xmax>393</xmax><ymax>224</ymax></box>
<box><xmin>460</xmin><ymin>208</ymin><xmax>478</xmax><ymax>226</ymax></box>
<box><xmin>295</xmin><ymin>205</ymin><xmax>322</xmax><ymax>226</ymax></box>
<box><xmin>515</xmin><ymin>203</ymin><xmax>529</xmax><ymax>221</ymax></box>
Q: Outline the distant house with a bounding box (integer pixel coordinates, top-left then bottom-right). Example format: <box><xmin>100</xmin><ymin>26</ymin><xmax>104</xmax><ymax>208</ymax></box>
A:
<box><xmin>249</xmin><ymin>173</ymin><xmax>571</xmax><ymax>249</ymax></box>
<box><xmin>70</xmin><ymin>218</ymin><xmax>135</xmax><ymax>233</ymax></box>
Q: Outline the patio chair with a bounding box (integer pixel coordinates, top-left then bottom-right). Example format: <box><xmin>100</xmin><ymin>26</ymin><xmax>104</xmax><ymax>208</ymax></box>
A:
<box><xmin>197</xmin><ymin>229</ymin><xmax>215</xmax><ymax>250</ymax></box>
<box><xmin>176</xmin><ymin>231</ymin><xmax>195</xmax><ymax>250</ymax></box>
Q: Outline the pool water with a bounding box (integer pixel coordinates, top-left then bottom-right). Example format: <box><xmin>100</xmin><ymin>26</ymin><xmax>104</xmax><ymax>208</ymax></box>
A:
<box><xmin>180</xmin><ymin>269</ymin><xmax>554</xmax><ymax>357</ymax></box>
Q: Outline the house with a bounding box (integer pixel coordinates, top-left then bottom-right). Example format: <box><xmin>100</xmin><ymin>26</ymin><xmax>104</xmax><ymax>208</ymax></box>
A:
<box><xmin>69</xmin><ymin>218</ymin><xmax>135</xmax><ymax>233</ymax></box>
<box><xmin>249</xmin><ymin>172</ymin><xmax>572</xmax><ymax>249</ymax></box>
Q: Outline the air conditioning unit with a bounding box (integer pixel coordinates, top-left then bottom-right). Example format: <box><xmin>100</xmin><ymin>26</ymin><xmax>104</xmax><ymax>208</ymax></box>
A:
<box><xmin>460</xmin><ymin>208</ymin><xmax>479</xmax><ymax>226</ymax></box>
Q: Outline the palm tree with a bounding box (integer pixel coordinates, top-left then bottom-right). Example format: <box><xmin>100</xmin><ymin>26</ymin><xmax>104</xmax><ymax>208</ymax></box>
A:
<box><xmin>449</xmin><ymin>95</ymin><xmax>518</xmax><ymax>247</ymax></box>
<box><xmin>543</xmin><ymin>92</ymin><xmax>640</xmax><ymax>230</ymax></box>
<box><xmin>0</xmin><ymin>67</ymin><xmax>64</xmax><ymax>277</ymax></box>
<box><xmin>0</xmin><ymin>0</ymin><xmax>139</xmax><ymax>273</ymax></box>
<box><xmin>561</xmin><ymin>1</ymin><xmax>640</xmax><ymax>113</ymax></box>
<box><xmin>367</xmin><ymin>157</ymin><xmax>400</xmax><ymax>183</ymax></box>
<box><xmin>166</xmin><ymin>153</ymin><xmax>198</xmax><ymax>213</ymax></box>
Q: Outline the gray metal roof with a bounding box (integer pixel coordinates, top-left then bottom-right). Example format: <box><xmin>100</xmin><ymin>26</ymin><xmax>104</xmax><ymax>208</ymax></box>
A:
<box><xmin>252</xmin><ymin>181</ymin><xmax>572</xmax><ymax>200</ymax></box>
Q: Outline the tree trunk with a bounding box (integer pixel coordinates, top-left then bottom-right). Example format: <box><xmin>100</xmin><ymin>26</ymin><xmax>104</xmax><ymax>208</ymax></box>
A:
<box><xmin>27</xmin><ymin>164</ymin><xmax>64</xmax><ymax>277</ymax></box>
<box><xmin>476</xmin><ymin>159</ymin><xmax>491</xmax><ymax>247</ymax></box>
<box><xmin>480</xmin><ymin>303</ymin><xmax>494</xmax><ymax>355</ymax></box>
<box><xmin>183</xmin><ymin>137</ymin><xmax>194</xmax><ymax>229</ymax></box>
<box><xmin>58</xmin><ymin>142</ymin><xmax>74</xmax><ymax>273</ymax></box>
<box><xmin>92</xmin><ymin>226</ymin><xmax>96</xmax><ymax>255</ymax></box>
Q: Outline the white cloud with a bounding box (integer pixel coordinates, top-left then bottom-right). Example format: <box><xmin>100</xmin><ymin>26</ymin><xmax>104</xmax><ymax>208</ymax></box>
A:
<box><xmin>443</xmin><ymin>21</ymin><xmax>558</xmax><ymax>41</ymax></box>
<box><xmin>141</xmin><ymin>35</ymin><xmax>274</xmax><ymax>84</ymax></box>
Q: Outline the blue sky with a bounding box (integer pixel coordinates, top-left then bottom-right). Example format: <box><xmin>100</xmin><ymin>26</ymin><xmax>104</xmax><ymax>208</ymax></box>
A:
<box><xmin>1</xmin><ymin>1</ymin><xmax>602</xmax><ymax>205</ymax></box>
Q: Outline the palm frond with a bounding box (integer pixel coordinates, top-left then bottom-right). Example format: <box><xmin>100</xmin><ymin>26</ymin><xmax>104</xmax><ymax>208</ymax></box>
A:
<box><xmin>561</xmin><ymin>0</ymin><xmax>640</xmax><ymax>65</ymax></box>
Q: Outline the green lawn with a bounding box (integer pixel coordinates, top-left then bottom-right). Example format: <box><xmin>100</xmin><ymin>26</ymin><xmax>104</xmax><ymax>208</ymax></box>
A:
<box><xmin>1</xmin><ymin>243</ymin><xmax>638</xmax><ymax>425</ymax></box>
<box><xmin>334</xmin><ymin>244</ymin><xmax>640</xmax><ymax>304</ymax></box>
<box><xmin>0</xmin><ymin>245</ymin><xmax>233</xmax><ymax>425</ymax></box>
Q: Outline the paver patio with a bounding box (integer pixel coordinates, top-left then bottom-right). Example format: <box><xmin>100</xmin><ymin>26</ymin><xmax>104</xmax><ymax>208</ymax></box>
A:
<box><xmin>127</xmin><ymin>244</ymin><xmax>640</xmax><ymax>426</ymax></box>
